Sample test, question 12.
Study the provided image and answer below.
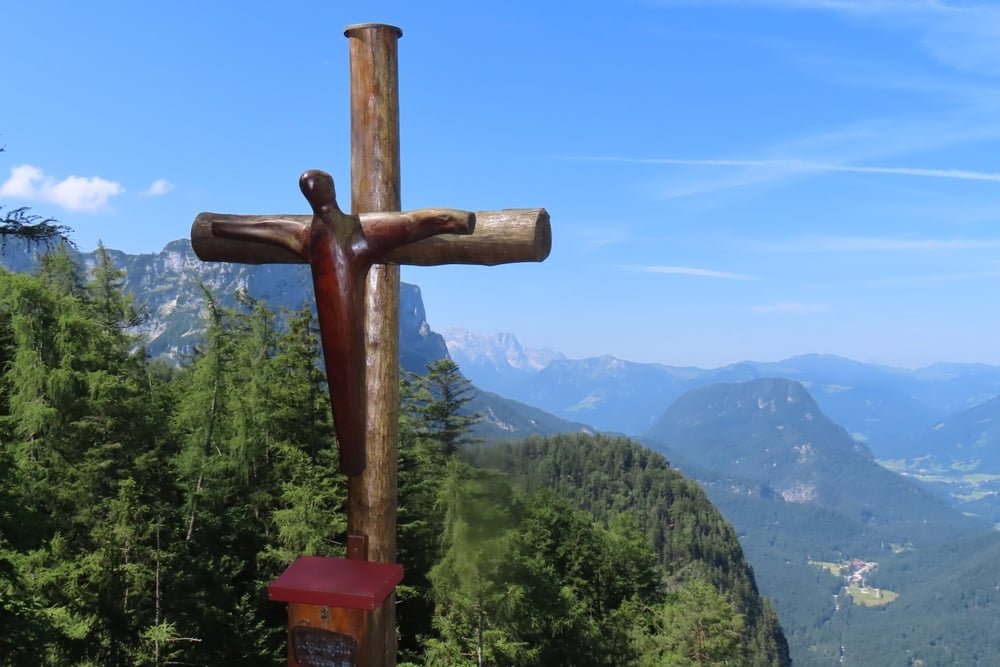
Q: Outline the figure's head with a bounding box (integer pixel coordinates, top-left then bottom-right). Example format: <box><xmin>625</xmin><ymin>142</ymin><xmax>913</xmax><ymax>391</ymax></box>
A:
<box><xmin>299</xmin><ymin>169</ymin><xmax>340</xmax><ymax>213</ymax></box>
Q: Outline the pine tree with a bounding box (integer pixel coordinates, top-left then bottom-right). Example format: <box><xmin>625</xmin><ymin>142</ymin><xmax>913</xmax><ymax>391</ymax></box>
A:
<box><xmin>0</xmin><ymin>146</ymin><xmax>72</xmax><ymax>251</ymax></box>
<box><xmin>168</xmin><ymin>292</ymin><xmax>344</xmax><ymax>664</ymax></box>
<box><xmin>419</xmin><ymin>359</ymin><xmax>480</xmax><ymax>457</ymax></box>
<box><xmin>0</xmin><ymin>250</ymin><xmax>172</xmax><ymax>664</ymax></box>
<box><xmin>629</xmin><ymin>577</ymin><xmax>747</xmax><ymax>666</ymax></box>
<box><xmin>396</xmin><ymin>373</ymin><xmax>448</xmax><ymax>661</ymax></box>
<box><xmin>264</xmin><ymin>304</ymin><xmax>345</xmax><ymax>564</ymax></box>
<box><xmin>424</xmin><ymin>461</ymin><xmax>538</xmax><ymax>667</ymax></box>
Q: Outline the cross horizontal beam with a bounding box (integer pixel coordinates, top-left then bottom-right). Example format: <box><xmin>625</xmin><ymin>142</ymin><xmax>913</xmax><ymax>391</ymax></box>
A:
<box><xmin>191</xmin><ymin>208</ymin><xmax>551</xmax><ymax>266</ymax></box>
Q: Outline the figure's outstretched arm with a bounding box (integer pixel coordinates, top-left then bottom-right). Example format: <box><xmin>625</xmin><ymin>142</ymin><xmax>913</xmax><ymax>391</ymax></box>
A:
<box><xmin>211</xmin><ymin>218</ymin><xmax>311</xmax><ymax>260</ymax></box>
<box><xmin>362</xmin><ymin>208</ymin><xmax>475</xmax><ymax>258</ymax></box>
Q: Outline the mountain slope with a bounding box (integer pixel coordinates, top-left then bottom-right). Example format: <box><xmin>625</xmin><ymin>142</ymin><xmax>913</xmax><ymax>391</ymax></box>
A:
<box><xmin>645</xmin><ymin>377</ymin><xmax>983</xmax><ymax>544</ymax></box>
<box><xmin>912</xmin><ymin>393</ymin><xmax>1000</xmax><ymax>469</ymax></box>
<box><xmin>513</xmin><ymin>355</ymin><xmax>702</xmax><ymax>435</ymax></box>
<box><xmin>468</xmin><ymin>389</ymin><xmax>594</xmax><ymax>441</ymax></box>
<box><xmin>642</xmin><ymin>378</ymin><xmax>992</xmax><ymax>666</ymax></box>
<box><xmin>884</xmin><ymin>394</ymin><xmax>1000</xmax><ymax>523</ymax></box>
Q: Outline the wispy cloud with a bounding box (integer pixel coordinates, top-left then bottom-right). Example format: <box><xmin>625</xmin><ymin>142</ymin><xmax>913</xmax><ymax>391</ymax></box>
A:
<box><xmin>142</xmin><ymin>179</ymin><xmax>175</xmax><ymax>196</ymax></box>
<box><xmin>0</xmin><ymin>164</ymin><xmax>124</xmax><ymax>211</ymax></box>
<box><xmin>751</xmin><ymin>302</ymin><xmax>831</xmax><ymax>313</ymax></box>
<box><xmin>657</xmin><ymin>0</ymin><xmax>1000</xmax><ymax>76</ymax></box>
<box><xmin>569</xmin><ymin>156</ymin><xmax>1000</xmax><ymax>184</ymax></box>
<box><xmin>757</xmin><ymin>236</ymin><xmax>1000</xmax><ymax>252</ymax></box>
<box><xmin>618</xmin><ymin>264</ymin><xmax>758</xmax><ymax>280</ymax></box>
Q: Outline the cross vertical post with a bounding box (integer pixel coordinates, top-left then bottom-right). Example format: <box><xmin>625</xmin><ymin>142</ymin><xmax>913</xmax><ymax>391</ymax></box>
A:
<box><xmin>345</xmin><ymin>23</ymin><xmax>403</xmax><ymax>665</ymax></box>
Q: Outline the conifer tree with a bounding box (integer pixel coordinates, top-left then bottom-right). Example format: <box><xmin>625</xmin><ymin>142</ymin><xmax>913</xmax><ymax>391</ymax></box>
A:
<box><xmin>168</xmin><ymin>292</ymin><xmax>343</xmax><ymax>664</ymax></box>
<box><xmin>264</xmin><ymin>304</ymin><xmax>345</xmax><ymax>564</ymax></box>
<box><xmin>419</xmin><ymin>359</ymin><xmax>480</xmax><ymax>456</ymax></box>
<box><xmin>425</xmin><ymin>461</ymin><xmax>538</xmax><ymax>667</ymax></box>
<box><xmin>0</xmin><ymin>249</ymin><xmax>169</xmax><ymax>664</ymax></box>
<box><xmin>396</xmin><ymin>373</ymin><xmax>448</xmax><ymax>660</ymax></box>
<box><xmin>0</xmin><ymin>146</ymin><xmax>72</xmax><ymax>251</ymax></box>
<box><xmin>629</xmin><ymin>577</ymin><xmax>746</xmax><ymax>666</ymax></box>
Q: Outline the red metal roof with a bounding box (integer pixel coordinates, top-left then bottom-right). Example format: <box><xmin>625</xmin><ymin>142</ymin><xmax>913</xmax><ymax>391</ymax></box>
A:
<box><xmin>268</xmin><ymin>556</ymin><xmax>404</xmax><ymax>610</ymax></box>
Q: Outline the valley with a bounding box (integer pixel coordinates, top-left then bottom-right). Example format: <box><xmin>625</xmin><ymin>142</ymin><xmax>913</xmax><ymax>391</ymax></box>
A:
<box><xmin>449</xmin><ymin>328</ymin><xmax>1000</xmax><ymax>665</ymax></box>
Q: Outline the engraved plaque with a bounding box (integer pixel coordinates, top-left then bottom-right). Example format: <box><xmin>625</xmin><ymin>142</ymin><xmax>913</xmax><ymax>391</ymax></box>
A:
<box><xmin>291</xmin><ymin>626</ymin><xmax>358</xmax><ymax>667</ymax></box>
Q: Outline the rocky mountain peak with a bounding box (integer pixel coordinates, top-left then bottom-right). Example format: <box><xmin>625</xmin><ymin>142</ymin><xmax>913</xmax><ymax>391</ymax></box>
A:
<box><xmin>444</xmin><ymin>327</ymin><xmax>564</xmax><ymax>372</ymax></box>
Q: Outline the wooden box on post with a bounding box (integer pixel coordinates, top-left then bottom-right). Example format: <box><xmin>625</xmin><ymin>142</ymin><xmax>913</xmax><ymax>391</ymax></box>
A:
<box><xmin>269</xmin><ymin>556</ymin><xmax>403</xmax><ymax>667</ymax></box>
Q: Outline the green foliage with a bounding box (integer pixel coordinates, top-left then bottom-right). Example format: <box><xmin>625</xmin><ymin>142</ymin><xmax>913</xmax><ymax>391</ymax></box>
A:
<box><xmin>425</xmin><ymin>460</ymin><xmax>659</xmax><ymax>666</ymax></box>
<box><xmin>469</xmin><ymin>433</ymin><xmax>790</xmax><ymax>667</ymax></box>
<box><xmin>0</xmin><ymin>258</ymin><xmax>344</xmax><ymax>665</ymax></box>
<box><xmin>0</xmin><ymin>257</ymin><xmax>172</xmax><ymax>665</ymax></box>
<box><xmin>629</xmin><ymin>578</ymin><xmax>746</xmax><ymax>666</ymax></box>
<box><xmin>0</xmin><ymin>253</ymin><xmax>789</xmax><ymax>666</ymax></box>
<box><xmin>0</xmin><ymin>206</ymin><xmax>72</xmax><ymax>251</ymax></box>
<box><xmin>416</xmin><ymin>358</ymin><xmax>481</xmax><ymax>456</ymax></box>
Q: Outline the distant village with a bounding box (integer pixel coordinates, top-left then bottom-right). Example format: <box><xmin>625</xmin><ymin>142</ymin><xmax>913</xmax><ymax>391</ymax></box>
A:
<box><xmin>810</xmin><ymin>559</ymin><xmax>898</xmax><ymax>608</ymax></box>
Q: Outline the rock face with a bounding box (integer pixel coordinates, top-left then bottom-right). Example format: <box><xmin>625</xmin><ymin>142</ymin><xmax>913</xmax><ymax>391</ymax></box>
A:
<box><xmin>445</xmin><ymin>328</ymin><xmax>563</xmax><ymax>371</ymax></box>
<box><xmin>0</xmin><ymin>238</ymin><xmax>449</xmax><ymax>373</ymax></box>
<box><xmin>444</xmin><ymin>327</ymin><xmax>564</xmax><ymax>398</ymax></box>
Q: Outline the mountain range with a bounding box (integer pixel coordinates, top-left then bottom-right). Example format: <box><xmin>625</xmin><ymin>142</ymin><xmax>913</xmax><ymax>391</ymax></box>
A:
<box><xmin>446</xmin><ymin>334</ymin><xmax>1000</xmax><ymax>662</ymax></box>
<box><xmin>448</xmin><ymin>328</ymin><xmax>1000</xmax><ymax>445</ymax></box>
<box><xmin>449</xmin><ymin>328</ymin><xmax>1000</xmax><ymax>518</ymax></box>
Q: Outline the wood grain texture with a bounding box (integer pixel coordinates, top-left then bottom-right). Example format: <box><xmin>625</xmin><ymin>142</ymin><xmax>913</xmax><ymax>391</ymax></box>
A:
<box><xmin>191</xmin><ymin>207</ymin><xmax>549</xmax><ymax>266</ymax></box>
<box><xmin>345</xmin><ymin>22</ymin><xmax>402</xmax><ymax>667</ymax></box>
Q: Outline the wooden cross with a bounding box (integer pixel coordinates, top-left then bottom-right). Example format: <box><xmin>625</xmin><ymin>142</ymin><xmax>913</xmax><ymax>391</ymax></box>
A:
<box><xmin>192</xmin><ymin>171</ymin><xmax>548</xmax><ymax>476</ymax></box>
<box><xmin>189</xmin><ymin>23</ymin><xmax>549</xmax><ymax>666</ymax></box>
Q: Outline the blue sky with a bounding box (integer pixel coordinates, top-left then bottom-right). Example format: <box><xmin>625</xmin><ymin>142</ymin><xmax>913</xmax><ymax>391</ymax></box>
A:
<box><xmin>6</xmin><ymin>0</ymin><xmax>1000</xmax><ymax>369</ymax></box>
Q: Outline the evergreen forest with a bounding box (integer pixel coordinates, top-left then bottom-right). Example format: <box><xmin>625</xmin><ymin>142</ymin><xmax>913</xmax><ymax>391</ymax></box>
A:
<box><xmin>0</xmin><ymin>245</ymin><xmax>788</xmax><ymax>665</ymax></box>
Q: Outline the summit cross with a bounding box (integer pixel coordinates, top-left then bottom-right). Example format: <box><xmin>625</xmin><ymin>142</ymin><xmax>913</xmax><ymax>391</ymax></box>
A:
<box><xmin>189</xmin><ymin>22</ymin><xmax>550</xmax><ymax>666</ymax></box>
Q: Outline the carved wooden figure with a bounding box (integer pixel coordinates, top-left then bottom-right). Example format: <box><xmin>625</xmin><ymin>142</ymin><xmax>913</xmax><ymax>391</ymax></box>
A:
<box><xmin>208</xmin><ymin>170</ymin><xmax>474</xmax><ymax>476</ymax></box>
<box><xmin>192</xmin><ymin>175</ymin><xmax>549</xmax><ymax>476</ymax></box>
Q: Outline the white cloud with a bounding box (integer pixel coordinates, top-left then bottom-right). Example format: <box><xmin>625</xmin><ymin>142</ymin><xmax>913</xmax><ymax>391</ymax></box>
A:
<box><xmin>0</xmin><ymin>164</ymin><xmax>124</xmax><ymax>211</ymax></box>
<box><xmin>751</xmin><ymin>302</ymin><xmax>831</xmax><ymax>313</ymax></box>
<box><xmin>618</xmin><ymin>264</ymin><xmax>758</xmax><ymax>280</ymax></box>
<box><xmin>569</xmin><ymin>156</ymin><xmax>1000</xmax><ymax>184</ymax></box>
<box><xmin>143</xmin><ymin>179</ymin><xmax>175</xmax><ymax>196</ymax></box>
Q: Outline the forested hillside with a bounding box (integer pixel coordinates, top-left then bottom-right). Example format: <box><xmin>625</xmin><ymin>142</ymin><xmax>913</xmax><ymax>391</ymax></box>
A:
<box><xmin>0</xmin><ymin>248</ymin><xmax>789</xmax><ymax>666</ymax></box>
<box><xmin>470</xmin><ymin>434</ymin><xmax>790</xmax><ymax>667</ymax></box>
